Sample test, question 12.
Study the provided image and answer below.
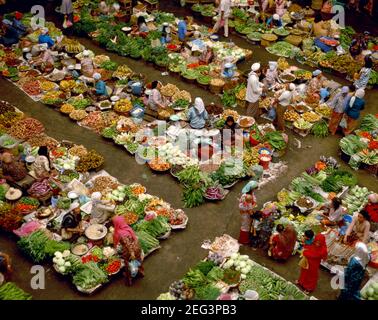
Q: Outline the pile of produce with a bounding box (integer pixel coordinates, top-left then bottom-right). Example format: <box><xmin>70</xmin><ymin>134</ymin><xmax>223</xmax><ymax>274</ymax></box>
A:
<box><xmin>361</xmin><ymin>281</ymin><xmax>378</xmax><ymax>300</ymax></box>
<box><xmin>0</xmin><ymin>282</ymin><xmax>32</xmax><ymax>300</ymax></box>
<box><xmin>8</xmin><ymin>118</ymin><xmax>44</xmax><ymax>139</ymax></box>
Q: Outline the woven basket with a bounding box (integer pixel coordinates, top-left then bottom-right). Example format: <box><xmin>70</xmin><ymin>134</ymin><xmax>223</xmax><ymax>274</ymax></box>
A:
<box><xmin>261</xmin><ymin>34</ymin><xmax>278</xmax><ymax>47</ymax></box>
<box><xmin>210</xmin><ymin>80</ymin><xmax>224</xmax><ymax>94</ymax></box>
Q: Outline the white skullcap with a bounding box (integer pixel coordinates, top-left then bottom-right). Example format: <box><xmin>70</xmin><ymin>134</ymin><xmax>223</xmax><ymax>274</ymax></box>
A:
<box><xmin>273</xmin><ymin>14</ymin><xmax>280</xmax><ymax>20</ymax></box>
<box><xmin>93</xmin><ymin>72</ymin><xmax>102</xmax><ymax>80</ymax></box>
<box><xmin>251</xmin><ymin>63</ymin><xmax>261</xmax><ymax>72</ymax></box>
<box><xmin>289</xmin><ymin>83</ymin><xmax>296</xmax><ymax>91</ymax></box>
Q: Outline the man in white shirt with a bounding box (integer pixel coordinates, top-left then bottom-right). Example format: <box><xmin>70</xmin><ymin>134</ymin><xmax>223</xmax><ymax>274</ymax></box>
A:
<box><xmin>246</xmin><ymin>63</ymin><xmax>264</xmax><ymax>118</ymax></box>
<box><xmin>212</xmin><ymin>0</ymin><xmax>232</xmax><ymax>38</ymax></box>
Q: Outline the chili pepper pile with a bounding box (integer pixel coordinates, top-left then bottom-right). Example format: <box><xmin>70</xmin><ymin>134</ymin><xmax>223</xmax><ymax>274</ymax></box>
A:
<box><xmin>8</xmin><ymin>118</ymin><xmax>44</xmax><ymax>139</ymax></box>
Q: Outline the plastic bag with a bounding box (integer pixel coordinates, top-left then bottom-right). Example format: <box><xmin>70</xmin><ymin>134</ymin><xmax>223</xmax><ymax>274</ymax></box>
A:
<box><xmin>63</xmin><ymin>15</ymin><xmax>73</xmax><ymax>29</ymax></box>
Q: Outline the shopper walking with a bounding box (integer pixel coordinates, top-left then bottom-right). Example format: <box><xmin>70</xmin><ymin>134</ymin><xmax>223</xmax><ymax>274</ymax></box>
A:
<box><xmin>338</xmin><ymin>242</ymin><xmax>370</xmax><ymax>300</ymax></box>
<box><xmin>328</xmin><ymin>86</ymin><xmax>350</xmax><ymax>135</ymax></box>
<box><xmin>60</xmin><ymin>0</ymin><xmax>73</xmax><ymax>30</ymax></box>
<box><xmin>238</xmin><ymin>181</ymin><xmax>258</xmax><ymax>245</ymax></box>
<box><xmin>297</xmin><ymin>233</ymin><xmax>328</xmax><ymax>294</ymax></box>
<box><xmin>212</xmin><ymin>0</ymin><xmax>232</xmax><ymax>38</ymax></box>
<box><xmin>343</xmin><ymin>88</ymin><xmax>365</xmax><ymax>135</ymax></box>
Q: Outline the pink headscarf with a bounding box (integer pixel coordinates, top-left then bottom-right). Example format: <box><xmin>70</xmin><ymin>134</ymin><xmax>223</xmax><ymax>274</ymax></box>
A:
<box><xmin>112</xmin><ymin>216</ymin><xmax>137</xmax><ymax>246</ymax></box>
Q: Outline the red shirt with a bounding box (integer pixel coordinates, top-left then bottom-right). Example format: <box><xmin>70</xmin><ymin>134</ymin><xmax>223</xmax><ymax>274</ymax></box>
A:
<box><xmin>365</xmin><ymin>203</ymin><xmax>378</xmax><ymax>223</ymax></box>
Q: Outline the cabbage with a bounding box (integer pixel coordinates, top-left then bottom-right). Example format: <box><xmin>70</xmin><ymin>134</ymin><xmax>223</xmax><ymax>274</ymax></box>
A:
<box><xmin>54</xmin><ymin>252</ymin><xmax>63</xmax><ymax>259</ymax></box>
<box><xmin>230</xmin><ymin>253</ymin><xmax>239</xmax><ymax>260</ymax></box>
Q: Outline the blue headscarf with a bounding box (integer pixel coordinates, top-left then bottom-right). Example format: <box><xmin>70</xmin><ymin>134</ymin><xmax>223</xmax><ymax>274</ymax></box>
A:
<box><xmin>242</xmin><ymin>180</ymin><xmax>258</xmax><ymax>194</ymax></box>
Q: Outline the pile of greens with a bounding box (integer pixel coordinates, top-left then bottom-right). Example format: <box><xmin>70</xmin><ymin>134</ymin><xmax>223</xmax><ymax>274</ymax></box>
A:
<box><xmin>359</xmin><ymin>114</ymin><xmax>378</xmax><ymax>132</ymax></box>
<box><xmin>263</xmin><ymin>131</ymin><xmax>286</xmax><ymax>150</ymax></box>
<box><xmin>72</xmin><ymin>261</ymin><xmax>108</xmax><ymax>290</ymax></box>
<box><xmin>311</xmin><ymin>120</ymin><xmax>329</xmax><ymax>138</ymax></box>
<box><xmin>321</xmin><ymin>170</ymin><xmax>357</xmax><ymax>192</ymax></box>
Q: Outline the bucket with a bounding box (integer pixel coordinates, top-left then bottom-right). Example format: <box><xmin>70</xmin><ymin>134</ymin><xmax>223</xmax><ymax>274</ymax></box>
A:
<box><xmin>259</xmin><ymin>154</ymin><xmax>272</xmax><ymax>170</ymax></box>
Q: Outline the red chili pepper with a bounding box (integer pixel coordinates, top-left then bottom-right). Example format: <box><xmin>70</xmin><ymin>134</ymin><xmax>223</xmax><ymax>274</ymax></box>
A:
<box><xmin>368</xmin><ymin>140</ymin><xmax>378</xmax><ymax>150</ymax></box>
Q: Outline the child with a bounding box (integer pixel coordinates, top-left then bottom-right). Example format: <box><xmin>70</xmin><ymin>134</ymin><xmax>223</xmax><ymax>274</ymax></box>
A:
<box><xmin>250</xmin><ymin>211</ymin><xmax>263</xmax><ymax>248</ymax></box>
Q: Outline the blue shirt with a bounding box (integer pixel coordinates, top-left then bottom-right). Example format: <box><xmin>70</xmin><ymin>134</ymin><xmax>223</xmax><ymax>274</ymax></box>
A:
<box><xmin>13</xmin><ymin>19</ymin><xmax>27</xmax><ymax>36</ymax></box>
<box><xmin>345</xmin><ymin>97</ymin><xmax>365</xmax><ymax>120</ymax></box>
<box><xmin>188</xmin><ymin>107</ymin><xmax>209</xmax><ymax>129</ymax></box>
<box><xmin>95</xmin><ymin>80</ymin><xmax>108</xmax><ymax>96</ymax></box>
<box><xmin>38</xmin><ymin>34</ymin><xmax>55</xmax><ymax>48</ymax></box>
<box><xmin>178</xmin><ymin>20</ymin><xmax>187</xmax><ymax>41</ymax></box>
<box><xmin>266</xmin><ymin>17</ymin><xmax>282</xmax><ymax>28</ymax></box>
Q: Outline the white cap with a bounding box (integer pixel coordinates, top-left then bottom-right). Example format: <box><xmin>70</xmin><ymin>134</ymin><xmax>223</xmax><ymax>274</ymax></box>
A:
<box><xmin>273</xmin><ymin>14</ymin><xmax>280</xmax><ymax>20</ymax></box>
<box><xmin>251</xmin><ymin>63</ymin><xmax>261</xmax><ymax>72</ymax></box>
<box><xmin>68</xmin><ymin>65</ymin><xmax>75</xmax><ymax>70</ymax></box>
<box><xmin>93</xmin><ymin>72</ymin><xmax>101</xmax><ymax>80</ymax></box>
<box><xmin>289</xmin><ymin>83</ymin><xmax>296</xmax><ymax>91</ymax></box>
<box><xmin>82</xmin><ymin>50</ymin><xmax>90</xmax><ymax>57</ymax></box>
<box><xmin>162</xmin><ymin>22</ymin><xmax>169</xmax><ymax>27</ymax></box>
<box><xmin>224</xmin><ymin>63</ymin><xmax>233</xmax><ymax>68</ymax></box>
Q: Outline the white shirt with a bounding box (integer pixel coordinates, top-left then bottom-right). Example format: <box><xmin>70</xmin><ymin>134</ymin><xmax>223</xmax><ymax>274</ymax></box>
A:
<box><xmin>246</xmin><ymin>73</ymin><xmax>263</xmax><ymax>103</ymax></box>
<box><xmin>219</xmin><ymin>0</ymin><xmax>232</xmax><ymax>18</ymax></box>
<box><xmin>278</xmin><ymin>90</ymin><xmax>293</xmax><ymax>106</ymax></box>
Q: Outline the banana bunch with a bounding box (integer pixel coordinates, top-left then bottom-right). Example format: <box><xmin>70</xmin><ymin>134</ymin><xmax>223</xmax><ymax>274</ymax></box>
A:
<box><xmin>113</xmin><ymin>65</ymin><xmax>133</xmax><ymax>79</ymax></box>
<box><xmin>64</xmin><ymin>39</ymin><xmax>83</xmax><ymax>54</ymax></box>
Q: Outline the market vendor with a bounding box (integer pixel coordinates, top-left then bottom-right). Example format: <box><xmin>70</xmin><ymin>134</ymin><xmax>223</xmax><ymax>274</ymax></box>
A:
<box><xmin>112</xmin><ymin>216</ymin><xmax>144</xmax><ymax>286</ymax></box>
<box><xmin>147</xmin><ymin>81</ymin><xmax>165</xmax><ymax>112</ymax></box>
<box><xmin>32</xmin><ymin>44</ymin><xmax>55</xmax><ymax>73</ymax></box>
<box><xmin>275</xmin><ymin>83</ymin><xmax>296</xmax><ymax>132</ymax></box>
<box><xmin>263</xmin><ymin>61</ymin><xmax>279</xmax><ymax>89</ymax></box>
<box><xmin>354</xmin><ymin>56</ymin><xmax>373</xmax><ymax>90</ymax></box>
<box><xmin>188</xmin><ymin>97</ymin><xmax>209</xmax><ymax>129</ymax></box>
<box><xmin>221</xmin><ymin>116</ymin><xmax>240</xmax><ymax>148</ymax></box>
<box><xmin>364</xmin><ymin>193</ymin><xmax>378</xmax><ymax>223</ymax></box>
<box><xmin>90</xmin><ymin>192</ymin><xmax>114</xmax><ymax>224</ymax></box>
<box><xmin>212</xmin><ymin>0</ymin><xmax>232</xmax><ymax>38</ymax></box>
<box><xmin>131</xmin><ymin>16</ymin><xmax>149</xmax><ymax>37</ymax></box>
<box><xmin>349</xmin><ymin>32</ymin><xmax>369</xmax><ymax>58</ymax></box>
<box><xmin>0</xmin><ymin>152</ymin><xmax>27</xmax><ymax>182</ymax></box>
<box><xmin>79</xmin><ymin>50</ymin><xmax>95</xmax><ymax>79</ymax></box>
<box><xmin>320</xmin><ymin>197</ymin><xmax>346</xmax><ymax>226</ymax></box>
<box><xmin>199</xmin><ymin>45</ymin><xmax>214</xmax><ymax>65</ymax></box>
<box><xmin>268</xmin><ymin>224</ymin><xmax>297</xmax><ymax>261</ymax></box>
<box><xmin>160</xmin><ymin>23</ymin><xmax>172</xmax><ymax>45</ymax></box>
<box><xmin>328</xmin><ymin>86</ymin><xmax>350</xmax><ymax>135</ymax></box>
<box><xmin>238</xmin><ymin>180</ymin><xmax>258</xmax><ymax>245</ymax></box>
<box><xmin>0</xmin><ymin>19</ymin><xmax>20</xmax><ymax>47</ymax></box>
<box><xmin>344</xmin><ymin>210</ymin><xmax>371</xmax><ymax>244</ymax></box>
<box><xmin>177</xmin><ymin>16</ymin><xmax>193</xmax><ymax>42</ymax></box>
<box><xmin>99</xmin><ymin>1</ymin><xmax>110</xmax><ymax>15</ymax></box>
<box><xmin>266</xmin><ymin>14</ymin><xmax>283</xmax><ymax>29</ymax></box>
<box><xmin>30</xmin><ymin>146</ymin><xmax>51</xmax><ymax>179</ymax></box>
<box><xmin>275</xmin><ymin>0</ymin><xmax>287</xmax><ymax>17</ymax></box>
<box><xmin>12</xmin><ymin>11</ymin><xmax>27</xmax><ymax>37</ymax></box>
<box><xmin>61</xmin><ymin>208</ymin><xmax>87</xmax><ymax>240</ymax></box>
<box><xmin>343</xmin><ymin>88</ymin><xmax>365</xmax><ymax>135</ymax></box>
<box><xmin>312</xmin><ymin>14</ymin><xmax>331</xmax><ymax>38</ymax></box>
<box><xmin>0</xmin><ymin>252</ymin><xmax>12</xmax><ymax>281</ymax></box>
<box><xmin>92</xmin><ymin>72</ymin><xmax>109</xmax><ymax>99</ymax></box>
<box><xmin>306</xmin><ymin>69</ymin><xmax>324</xmax><ymax>99</ymax></box>
<box><xmin>65</xmin><ymin>64</ymin><xmax>79</xmax><ymax>80</ymax></box>
<box><xmin>110</xmin><ymin>2</ymin><xmax>121</xmax><ymax>15</ymax></box>
<box><xmin>246</xmin><ymin>63</ymin><xmax>264</xmax><ymax>118</ymax></box>
<box><xmin>38</xmin><ymin>27</ymin><xmax>55</xmax><ymax>48</ymax></box>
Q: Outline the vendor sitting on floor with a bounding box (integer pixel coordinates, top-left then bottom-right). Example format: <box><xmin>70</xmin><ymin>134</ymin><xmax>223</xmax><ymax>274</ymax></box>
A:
<box><xmin>320</xmin><ymin>197</ymin><xmax>346</xmax><ymax>226</ymax></box>
<box><xmin>160</xmin><ymin>23</ymin><xmax>171</xmax><ymax>45</ymax></box>
<box><xmin>147</xmin><ymin>81</ymin><xmax>165</xmax><ymax>113</ymax></box>
<box><xmin>199</xmin><ymin>45</ymin><xmax>214</xmax><ymax>65</ymax></box>
<box><xmin>0</xmin><ymin>19</ymin><xmax>20</xmax><ymax>47</ymax></box>
<box><xmin>0</xmin><ymin>152</ymin><xmax>27</xmax><ymax>182</ymax></box>
<box><xmin>268</xmin><ymin>224</ymin><xmax>297</xmax><ymax>261</ymax></box>
<box><xmin>131</xmin><ymin>16</ymin><xmax>149</xmax><ymax>37</ymax></box>
<box><xmin>65</xmin><ymin>64</ymin><xmax>79</xmax><ymax>80</ymax></box>
<box><xmin>61</xmin><ymin>208</ymin><xmax>88</xmax><ymax>240</ymax></box>
<box><xmin>32</xmin><ymin>44</ymin><xmax>55</xmax><ymax>73</ymax></box>
<box><xmin>92</xmin><ymin>72</ymin><xmax>109</xmax><ymax>100</ymax></box>
<box><xmin>12</xmin><ymin>11</ymin><xmax>27</xmax><ymax>37</ymax></box>
<box><xmin>178</xmin><ymin>16</ymin><xmax>193</xmax><ymax>42</ymax></box>
<box><xmin>344</xmin><ymin>210</ymin><xmax>371</xmax><ymax>244</ymax></box>
<box><xmin>266</xmin><ymin>14</ymin><xmax>283</xmax><ymax>28</ymax></box>
<box><xmin>30</xmin><ymin>146</ymin><xmax>51</xmax><ymax>179</ymax></box>
<box><xmin>221</xmin><ymin>116</ymin><xmax>240</xmax><ymax>148</ymax></box>
<box><xmin>364</xmin><ymin>193</ymin><xmax>378</xmax><ymax>223</ymax></box>
<box><xmin>188</xmin><ymin>97</ymin><xmax>209</xmax><ymax>129</ymax></box>
<box><xmin>38</xmin><ymin>27</ymin><xmax>55</xmax><ymax>48</ymax></box>
<box><xmin>80</xmin><ymin>50</ymin><xmax>95</xmax><ymax>79</ymax></box>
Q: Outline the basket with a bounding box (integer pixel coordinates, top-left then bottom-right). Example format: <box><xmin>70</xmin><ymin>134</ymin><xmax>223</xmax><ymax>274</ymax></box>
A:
<box><xmin>210</xmin><ymin>81</ymin><xmax>224</xmax><ymax>94</ymax></box>
<box><xmin>261</xmin><ymin>34</ymin><xmax>278</xmax><ymax>47</ymax></box>
<box><xmin>285</xmin><ymin>35</ymin><xmax>303</xmax><ymax>47</ymax></box>
<box><xmin>236</xmin><ymin>98</ymin><xmax>246</xmax><ymax>108</ymax></box>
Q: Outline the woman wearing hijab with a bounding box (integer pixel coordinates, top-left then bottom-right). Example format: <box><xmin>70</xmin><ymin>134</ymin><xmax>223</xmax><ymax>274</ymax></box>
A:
<box><xmin>269</xmin><ymin>224</ymin><xmax>297</xmax><ymax>261</ymax></box>
<box><xmin>344</xmin><ymin>210</ymin><xmax>371</xmax><ymax>244</ymax></box>
<box><xmin>354</xmin><ymin>56</ymin><xmax>373</xmax><ymax>90</ymax></box>
<box><xmin>31</xmin><ymin>146</ymin><xmax>51</xmax><ymax>179</ymax></box>
<box><xmin>246</xmin><ymin>63</ymin><xmax>264</xmax><ymax>118</ymax></box>
<box><xmin>188</xmin><ymin>97</ymin><xmax>209</xmax><ymax>129</ymax></box>
<box><xmin>112</xmin><ymin>216</ymin><xmax>144</xmax><ymax>286</ymax></box>
<box><xmin>275</xmin><ymin>83</ymin><xmax>295</xmax><ymax>132</ymax></box>
<box><xmin>339</xmin><ymin>242</ymin><xmax>370</xmax><ymax>300</ymax></box>
<box><xmin>263</xmin><ymin>61</ymin><xmax>279</xmax><ymax>89</ymax></box>
<box><xmin>328</xmin><ymin>86</ymin><xmax>350</xmax><ymax>135</ymax></box>
<box><xmin>80</xmin><ymin>50</ymin><xmax>95</xmax><ymax>78</ymax></box>
<box><xmin>344</xmin><ymin>88</ymin><xmax>365</xmax><ymax>135</ymax></box>
<box><xmin>297</xmin><ymin>233</ymin><xmax>328</xmax><ymax>293</ymax></box>
<box><xmin>238</xmin><ymin>181</ymin><xmax>258</xmax><ymax>245</ymax></box>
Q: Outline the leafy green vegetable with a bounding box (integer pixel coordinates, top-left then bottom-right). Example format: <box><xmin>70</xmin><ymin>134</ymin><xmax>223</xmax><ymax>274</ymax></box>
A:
<box><xmin>321</xmin><ymin>170</ymin><xmax>357</xmax><ymax>192</ymax></box>
<box><xmin>0</xmin><ymin>282</ymin><xmax>32</xmax><ymax>300</ymax></box>
<box><xmin>359</xmin><ymin>114</ymin><xmax>378</xmax><ymax>132</ymax></box>
<box><xmin>207</xmin><ymin>266</ymin><xmax>224</xmax><ymax>282</ymax></box>
<box><xmin>72</xmin><ymin>261</ymin><xmax>108</xmax><ymax>289</ymax></box>
<box><xmin>311</xmin><ymin>120</ymin><xmax>329</xmax><ymax>138</ymax></box>
<box><xmin>194</xmin><ymin>285</ymin><xmax>221</xmax><ymax>300</ymax></box>
<box><xmin>183</xmin><ymin>269</ymin><xmax>208</xmax><ymax>288</ymax></box>
<box><xmin>264</xmin><ymin>131</ymin><xmax>286</xmax><ymax>150</ymax></box>
<box><xmin>193</xmin><ymin>260</ymin><xmax>216</xmax><ymax>276</ymax></box>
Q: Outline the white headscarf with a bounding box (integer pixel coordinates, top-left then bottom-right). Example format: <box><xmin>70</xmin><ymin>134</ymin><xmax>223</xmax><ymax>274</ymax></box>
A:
<box><xmin>351</xmin><ymin>242</ymin><xmax>370</xmax><ymax>268</ymax></box>
<box><xmin>251</xmin><ymin>63</ymin><xmax>261</xmax><ymax>72</ymax></box>
<box><xmin>194</xmin><ymin>97</ymin><xmax>205</xmax><ymax>114</ymax></box>
<box><xmin>289</xmin><ymin>83</ymin><xmax>296</xmax><ymax>91</ymax></box>
<box><xmin>349</xmin><ymin>88</ymin><xmax>365</xmax><ymax>108</ymax></box>
<box><xmin>268</xmin><ymin>61</ymin><xmax>277</xmax><ymax>71</ymax></box>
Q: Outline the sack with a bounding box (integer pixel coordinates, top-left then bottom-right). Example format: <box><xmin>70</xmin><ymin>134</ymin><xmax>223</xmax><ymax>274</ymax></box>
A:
<box><xmin>298</xmin><ymin>256</ymin><xmax>309</xmax><ymax>269</ymax></box>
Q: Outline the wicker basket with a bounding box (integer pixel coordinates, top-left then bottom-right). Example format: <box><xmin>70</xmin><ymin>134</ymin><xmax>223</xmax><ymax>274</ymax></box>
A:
<box><xmin>236</xmin><ymin>98</ymin><xmax>246</xmax><ymax>108</ymax></box>
<box><xmin>261</xmin><ymin>34</ymin><xmax>278</xmax><ymax>47</ymax></box>
<box><xmin>210</xmin><ymin>79</ymin><xmax>225</xmax><ymax>94</ymax></box>
<box><xmin>285</xmin><ymin>35</ymin><xmax>303</xmax><ymax>47</ymax></box>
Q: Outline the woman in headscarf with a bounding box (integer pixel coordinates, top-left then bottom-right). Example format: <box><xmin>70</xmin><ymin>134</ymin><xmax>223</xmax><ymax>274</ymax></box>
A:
<box><xmin>338</xmin><ymin>242</ymin><xmax>370</xmax><ymax>300</ymax></box>
<box><xmin>269</xmin><ymin>224</ymin><xmax>297</xmax><ymax>261</ymax></box>
<box><xmin>328</xmin><ymin>86</ymin><xmax>350</xmax><ymax>135</ymax></box>
<box><xmin>221</xmin><ymin>116</ymin><xmax>240</xmax><ymax>148</ymax></box>
<box><xmin>343</xmin><ymin>88</ymin><xmax>365</xmax><ymax>135</ymax></box>
<box><xmin>354</xmin><ymin>56</ymin><xmax>373</xmax><ymax>90</ymax></box>
<box><xmin>263</xmin><ymin>61</ymin><xmax>279</xmax><ymax>89</ymax></box>
<box><xmin>246</xmin><ymin>63</ymin><xmax>264</xmax><ymax>118</ymax></box>
<box><xmin>344</xmin><ymin>210</ymin><xmax>371</xmax><ymax>244</ymax></box>
<box><xmin>31</xmin><ymin>146</ymin><xmax>51</xmax><ymax>179</ymax></box>
<box><xmin>275</xmin><ymin>83</ymin><xmax>296</xmax><ymax>132</ymax></box>
<box><xmin>80</xmin><ymin>50</ymin><xmax>94</xmax><ymax>78</ymax></box>
<box><xmin>238</xmin><ymin>180</ymin><xmax>258</xmax><ymax>245</ymax></box>
<box><xmin>112</xmin><ymin>216</ymin><xmax>144</xmax><ymax>286</ymax></box>
<box><xmin>188</xmin><ymin>97</ymin><xmax>209</xmax><ymax>129</ymax></box>
<box><xmin>306</xmin><ymin>70</ymin><xmax>323</xmax><ymax>99</ymax></box>
<box><xmin>297</xmin><ymin>233</ymin><xmax>328</xmax><ymax>293</ymax></box>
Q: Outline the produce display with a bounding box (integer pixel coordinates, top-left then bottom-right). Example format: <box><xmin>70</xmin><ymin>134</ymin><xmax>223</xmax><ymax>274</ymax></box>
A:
<box><xmin>0</xmin><ymin>282</ymin><xmax>32</xmax><ymax>300</ymax></box>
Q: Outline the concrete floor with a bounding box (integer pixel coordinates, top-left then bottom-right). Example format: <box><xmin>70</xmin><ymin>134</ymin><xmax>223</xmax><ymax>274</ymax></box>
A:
<box><xmin>0</xmin><ymin>1</ymin><xmax>377</xmax><ymax>300</ymax></box>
